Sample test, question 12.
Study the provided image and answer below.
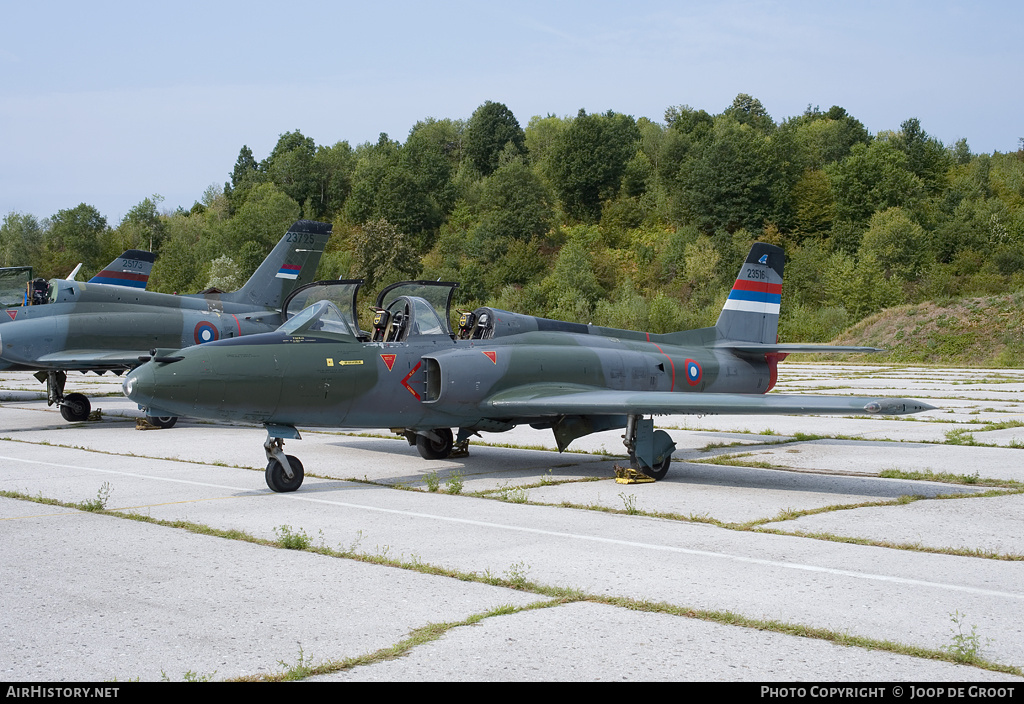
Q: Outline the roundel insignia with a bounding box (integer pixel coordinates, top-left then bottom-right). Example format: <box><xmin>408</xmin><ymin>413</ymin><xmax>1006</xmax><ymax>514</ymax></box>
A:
<box><xmin>684</xmin><ymin>358</ymin><xmax>702</xmax><ymax>386</ymax></box>
<box><xmin>194</xmin><ymin>321</ymin><xmax>219</xmax><ymax>344</ymax></box>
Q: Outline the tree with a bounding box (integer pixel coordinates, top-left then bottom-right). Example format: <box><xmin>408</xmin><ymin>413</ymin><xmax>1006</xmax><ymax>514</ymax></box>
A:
<box><xmin>0</xmin><ymin>212</ymin><xmax>43</xmax><ymax>268</ymax></box>
<box><xmin>858</xmin><ymin>207</ymin><xmax>930</xmax><ymax>280</ymax></box>
<box><xmin>893</xmin><ymin>118</ymin><xmax>951</xmax><ymax>194</ymax></box>
<box><xmin>352</xmin><ymin>218</ymin><xmax>420</xmax><ymax>289</ymax></box>
<box><xmin>228</xmin><ymin>183</ymin><xmax>300</xmax><ymax>276</ymax></box>
<box><xmin>668</xmin><ymin>116</ymin><xmax>792</xmax><ymax>233</ymax></box>
<box><xmin>264</xmin><ymin>130</ymin><xmax>319</xmax><ymax>215</ymax></box>
<box><xmin>43</xmin><ymin>203</ymin><xmax>108</xmax><ymax>277</ymax></box>
<box><xmin>110</xmin><ymin>195</ymin><xmax>165</xmax><ymax>258</ymax></box>
<box><xmin>224</xmin><ymin>145</ymin><xmax>264</xmax><ymax>213</ymax></box>
<box><xmin>344</xmin><ymin>134</ymin><xmax>400</xmax><ymax>225</ymax></box>
<box><xmin>780</xmin><ymin>105</ymin><xmax>870</xmax><ymax>171</ymax></box>
<box><xmin>464</xmin><ymin>101</ymin><xmax>526</xmax><ymax>176</ymax></box>
<box><xmin>470</xmin><ymin>158</ymin><xmax>553</xmax><ymax>261</ymax></box>
<box><xmin>826</xmin><ymin>139</ymin><xmax>923</xmax><ymax>226</ymax></box>
<box><xmin>723</xmin><ymin>93</ymin><xmax>774</xmax><ymax>133</ymax></box>
<box><xmin>310</xmin><ymin>141</ymin><xmax>355</xmax><ymax>220</ymax></box>
<box><xmin>548</xmin><ymin>109</ymin><xmax>640</xmax><ymax>222</ymax></box>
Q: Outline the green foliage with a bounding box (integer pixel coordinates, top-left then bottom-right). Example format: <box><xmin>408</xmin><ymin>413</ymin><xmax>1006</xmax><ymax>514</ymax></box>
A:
<box><xmin>464</xmin><ymin>101</ymin><xmax>526</xmax><ymax>176</ymax></box>
<box><xmin>665</xmin><ymin>108</ymin><xmax>795</xmax><ymax>233</ymax></box>
<box><xmin>827</xmin><ymin>138</ymin><xmax>923</xmax><ymax>225</ymax></box>
<box><xmin>859</xmin><ymin>207</ymin><xmax>930</xmax><ymax>279</ymax></box>
<box><xmin>264</xmin><ymin>130</ymin><xmax>319</xmax><ymax>215</ymax></box>
<box><xmin>274</xmin><ymin>524</ymin><xmax>313</xmax><ymax>550</ymax></box>
<box><xmin>229</xmin><ymin>182</ymin><xmax>301</xmax><ymax>253</ymax></box>
<box><xmin>43</xmin><ymin>203</ymin><xmax>108</xmax><ymax>277</ymax></box>
<box><xmin>352</xmin><ymin>218</ymin><xmax>420</xmax><ymax>290</ymax></box>
<box><xmin>0</xmin><ymin>211</ymin><xmax>43</xmax><ymax>267</ymax></box>
<box><xmin>941</xmin><ymin>610</ymin><xmax>990</xmax><ymax>663</ymax></box>
<box><xmin>548</xmin><ymin>109</ymin><xmax>640</xmax><ymax>222</ymax></box>
<box><xmin>204</xmin><ymin>255</ymin><xmax>244</xmax><ymax>292</ymax></box>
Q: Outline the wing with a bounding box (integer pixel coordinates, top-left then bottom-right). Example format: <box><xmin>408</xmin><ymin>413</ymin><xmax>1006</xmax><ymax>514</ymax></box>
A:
<box><xmin>34</xmin><ymin>350</ymin><xmax>149</xmax><ymax>370</ymax></box>
<box><xmin>716</xmin><ymin>342</ymin><xmax>885</xmax><ymax>354</ymax></box>
<box><xmin>481</xmin><ymin>384</ymin><xmax>934</xmax><ymax>417</ymax></box>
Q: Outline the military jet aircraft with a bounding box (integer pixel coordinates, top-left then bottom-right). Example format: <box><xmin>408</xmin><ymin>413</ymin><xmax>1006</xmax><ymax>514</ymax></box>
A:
<box><xmin>124</xmin><ymin>241</ymin><xmax>935</xmax><ymax>491</ymax></box>
<box><xmin>2</xmin><ymin>249</ymin><xmax>156</xmax><ymax>310</ymax></box>
<box><xmin>1</xmin><ymin>220</ymin><xmax>331</xmax><ymax>423</ymax></box>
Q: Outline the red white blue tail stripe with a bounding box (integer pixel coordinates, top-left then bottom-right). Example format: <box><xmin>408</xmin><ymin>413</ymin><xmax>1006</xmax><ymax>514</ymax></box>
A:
<box><xmin>88</xmin><ymin>270</ymin><xmax>150</xmax><ymax>288</ymax></box>
<box><xmin>723</xmin><ymin>279</ymin><xmax>782</xmax><ymax>315</ymax></box>
<box><xmin>87</xmin><ymin>249</ymin><xmax>155</xmax><ymax>289</ymax></box>
<box><xmin>276</xmin><ymin>264</ymin><xmax>302</xmax><ymax>280</ymax></box>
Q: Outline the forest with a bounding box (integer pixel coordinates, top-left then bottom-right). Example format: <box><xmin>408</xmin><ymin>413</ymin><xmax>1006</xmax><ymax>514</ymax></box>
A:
<box><xmin>2</xmin><ymin>94</ymin><xmax>1023</xmax><ymax>346</ymax></box>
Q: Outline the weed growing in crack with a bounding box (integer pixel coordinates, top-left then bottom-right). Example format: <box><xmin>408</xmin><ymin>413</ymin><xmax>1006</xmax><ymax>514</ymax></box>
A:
<box><xmin>941</xmin><ymin>611</ymin><xmax>991</xmax><ymax>663</ymax></box>
<box><xmin>274</xmin><ymin>524</ymin><xmax>312</xmax><ymax>550</ymax></box>
<box><xmin>446</xmin><ymin>471</ymin><xmax>464</xmax><ymax>495</ymax></box>
<box><xmin>424</xmin><ymin>470</ymin><xmax>440</xmax><ymax>493</ymax></box>
<box><xmin>78</xmin><ymin>482</ymin><xmax>112</xmax><ymax>512</ymax></box>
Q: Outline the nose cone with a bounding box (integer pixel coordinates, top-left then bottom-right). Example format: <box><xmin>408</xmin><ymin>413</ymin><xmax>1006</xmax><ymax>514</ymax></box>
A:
<box><xmin>123</xmin><ymin>364</ymin><xmax>153</xmax><ymax>406</ymax></box>
<box><xmin>123</xmin><ymin>362</ymin><xmax>187</xmax><ymax>417</ymax></box>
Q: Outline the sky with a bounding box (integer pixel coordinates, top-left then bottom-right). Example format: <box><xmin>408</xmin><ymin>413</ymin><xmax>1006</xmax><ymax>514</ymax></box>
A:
<box><xmin>1</xmin><ymin>0</ymin><xmax>1021</xmax><ymax>224</ymax></box>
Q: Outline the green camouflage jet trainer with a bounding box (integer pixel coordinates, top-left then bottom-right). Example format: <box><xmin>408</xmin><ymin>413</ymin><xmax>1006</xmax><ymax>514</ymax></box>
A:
<box><xmin>0</xmin><ymin>220</ymin><xmax>331</xmax><ymax>423</ymax></box>
<box><xmin>123</xmin><ymin>237</ymin><xmax>934</xmax><ymax>491</ymax></box>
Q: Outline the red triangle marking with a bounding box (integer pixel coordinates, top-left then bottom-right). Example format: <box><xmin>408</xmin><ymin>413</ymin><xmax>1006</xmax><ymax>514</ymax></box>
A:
<box><xmin>380</xmin><ymin>354</ymin><xmax>397</xmax><ymax>371</ymax></box>
<box><xmin>482</xmin><ymin>350</ymin><xmax>497</xmax><ymax>364</ymax></box>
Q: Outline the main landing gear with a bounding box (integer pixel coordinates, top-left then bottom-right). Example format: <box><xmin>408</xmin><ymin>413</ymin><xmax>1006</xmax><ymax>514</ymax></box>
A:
<box><xmin>623</xmin><ymin>415</ymin><xmax>676</xmax><ymax>480</ymax></box>
<box><xmin>413</xmin><ymin>428</ymin><xmax>454</xmax><ymax>460</ymax></box>
<box><xmin>395</xmin><ymin>427</ymin><xmax>458</xmax><ymax>460</ymax></box>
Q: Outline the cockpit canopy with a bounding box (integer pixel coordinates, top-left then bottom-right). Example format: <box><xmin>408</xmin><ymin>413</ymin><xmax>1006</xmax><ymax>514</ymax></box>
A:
<box><xmin>278</xmin><ymin>300</ymin><xmax>363</xmax><ymax>339</ymax></box>
<box><xmin>281</xmin><ymin>279</ymin><xmax>459</xmax><ymax>342</ymax></box>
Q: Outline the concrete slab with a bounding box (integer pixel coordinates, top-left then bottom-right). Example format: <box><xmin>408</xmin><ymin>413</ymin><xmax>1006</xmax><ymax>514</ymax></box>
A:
<box><xmin>317</xmin><ymin>601</ymin><xmax>1019</xmax><ymax>682</ymax></box>
<box><xmin>774</xmin><ymin>493</ymin><xmax>1024</xmax><ymax>556</ymax></box>
<box><xmin>0</xmin><ymin>498</ymin><xmax>540</xmax><ymax>682</ymax></box>
<box><xmin>524</xmin><ymin>462</ymin><xmax>992</xmax><ymax>525</ymax></box>
<box><xmin>707</xmin><ymin>440</ymin><xmax>1024</xmax><ymax>483</ymax></box>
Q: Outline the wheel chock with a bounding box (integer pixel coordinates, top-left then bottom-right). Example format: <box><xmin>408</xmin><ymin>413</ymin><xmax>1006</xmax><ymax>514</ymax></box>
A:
<box><xmin>450</xmin><ymin>440</ymin><xmax>471</xmax><ymax>458</ymax></box>
<box><xmin>135</xmin><ymin>417</ymin><xmax>159</xmax><ymax>430</ymax></box>
<box><xmin>614</xmin><ymin>465</ymin><xmax>656</xmax><ymax>484</ymax></box>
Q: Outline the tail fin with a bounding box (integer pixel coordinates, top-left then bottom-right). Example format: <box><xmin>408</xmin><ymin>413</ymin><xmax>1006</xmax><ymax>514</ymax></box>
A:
<box><xmin>715</xmin><ymin>243</ymin><xmax>784</xmax><ymax>344</ymax></box>
<box><xmin>88</xmin><ymin>250</ymin><xmax>157</xmax><ymax>289</ymax></box>
<box><xmin>220</xmin><ymin>220</ymin><xmax>332</xmax><ymax>309</ymax></box>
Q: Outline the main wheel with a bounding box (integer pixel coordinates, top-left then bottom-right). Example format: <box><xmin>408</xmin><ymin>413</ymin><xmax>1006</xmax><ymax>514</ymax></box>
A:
<box><xmin>630</xmin><ymin>452</ymin><xmax>671</xmax><ymax>481</ymax></box>
<box><xmin>60</xmin><ymin>393</ymin><xmax>91</xmax><ymax>422</ymax></box>
<box><xmin>642</xmin><ymin>455</ymin><xmax>671</xmax><ymax>481</ymax></box>
<box><xmin>145</xmin><ymin>415</ymin><xmax>177</xmax><ymax>429</ymax></box>
<box><xmin>265</xmin><ymin>455</ymin><xmax>304</xmax><ymax>492</ymax></box>
<box><xmin>415</xmin><ymin>428</ymin><xmax>453</xmax><ymax>460</ymax></box>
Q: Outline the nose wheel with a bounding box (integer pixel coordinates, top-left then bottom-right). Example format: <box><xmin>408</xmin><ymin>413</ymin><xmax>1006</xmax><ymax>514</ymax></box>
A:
<box><xmin>263</xmin><ymin>427</ymin><xmax>304</xmax><ymax>492</ymax></box>
<box><xmin>266</xmin><ymin>454</ymin><xmax>304</xmax><ymax>492</ymax></box>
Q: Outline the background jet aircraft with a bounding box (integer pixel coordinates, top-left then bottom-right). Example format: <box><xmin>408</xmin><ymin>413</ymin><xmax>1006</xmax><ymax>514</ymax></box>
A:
<box><xmin>1</xmin><ymin>220</ymin><xmax>331</xmax><ymax>423</ymax></box>
<box><xmin>124</xmin><ymin>242</ymin><xmax>935</xmax><ymax>492</ymax></box>
<box><xmin>2</xmin><ymin>249</ymin><xmax>155</xmax><ymax>310</ymax></box>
